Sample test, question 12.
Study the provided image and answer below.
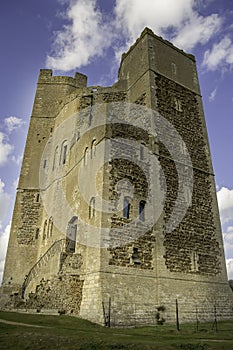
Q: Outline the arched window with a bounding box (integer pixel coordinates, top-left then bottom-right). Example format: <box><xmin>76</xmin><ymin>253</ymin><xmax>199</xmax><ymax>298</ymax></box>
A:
<box><xmin>89</xmin><ymin>197</ymin><xmax>95</xmax><ymax>219</ymax></box>
<box><xmin>48</xmin><ymin>217</ymin><xmax>53</xmax><ymax>237</ymax></box>
<box><xmin>60</xmin><ymin>140</ymin><xmax>68</xmax><ymax>165</ymax></box>
<box><xmin>123</xmin><ymin>197</ymin><xmax>130</xmax><ymax>219</ymax></box>
<box><xmin>53</xmin><ymin>146</ymin><xmax>59</xmax><ymax>170</ymax></box>
<box><xmin>139</xmin><ymin>200</ymin><xmax>146</xmax><ymax>221</ymax></box>
<box><xmin>84</xmin><ymin>147</ymin><xmax>88</xmax><ymax>166</ymax></box>
<box><xmin>43</xmin><ymin>220</ymin><xmax>47</xmax><ymax>240</ymax></box>
<box><xmin>91</xmin><ymin>139</ymin><xmax>96</xmax><ymax>158</ymax></box>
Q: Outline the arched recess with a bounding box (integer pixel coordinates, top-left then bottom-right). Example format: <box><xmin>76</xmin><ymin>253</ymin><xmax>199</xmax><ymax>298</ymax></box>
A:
<box><xmin>89</xmin><ymin>197</ymin><xmax>96</xmax><ymax>219</ymax></box>
<box><xmin>60</xmin><ymin>140</ymin><xmax>68</xmax><ymax>165</ymax></box>
<box><xmin>91</xmin><ymin>139</ymin><xmax>96</xmax><ymax>159</ymax></box>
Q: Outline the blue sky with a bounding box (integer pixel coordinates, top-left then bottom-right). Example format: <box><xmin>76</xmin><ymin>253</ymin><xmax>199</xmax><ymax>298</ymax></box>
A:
<box><xmin>0</xmin><ymin>0</ymin><xmax>233</xmax><ymax>282</ymax></box>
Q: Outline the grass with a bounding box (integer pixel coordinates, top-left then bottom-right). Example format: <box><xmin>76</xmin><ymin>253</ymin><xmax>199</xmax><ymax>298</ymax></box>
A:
<box><xmin>0</xmin><ymin>311</ymin><xmax>233</xmax><ymax>349</ymax></box>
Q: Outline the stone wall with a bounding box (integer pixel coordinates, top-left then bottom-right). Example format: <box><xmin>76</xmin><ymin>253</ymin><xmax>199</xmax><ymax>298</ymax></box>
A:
<box><xmin>17</xmin><ymin>190</ymin><xmax>41</xmax><ymax>245</ymax></box>
<box><xmin>26</xmin><ymin>275</ymin><xmax>83</xmax><ymax>314</ymax></box>
<box><xmin>155</xmin><ymin>73</ymin><xmax>221</xmax><ymax>275</ymax></box>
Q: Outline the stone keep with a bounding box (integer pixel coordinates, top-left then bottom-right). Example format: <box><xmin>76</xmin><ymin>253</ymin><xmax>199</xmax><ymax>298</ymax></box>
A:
<box><xmin>1</xmin><ymin>28</ymin><xmax>233</xmax><ymax>325</ymax></box>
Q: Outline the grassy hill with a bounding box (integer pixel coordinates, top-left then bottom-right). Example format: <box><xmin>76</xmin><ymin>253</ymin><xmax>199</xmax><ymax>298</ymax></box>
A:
<box><xmin>0</xmin><ymin>311</ymin><xmax>233</xmax><ymax>349</ymax></box>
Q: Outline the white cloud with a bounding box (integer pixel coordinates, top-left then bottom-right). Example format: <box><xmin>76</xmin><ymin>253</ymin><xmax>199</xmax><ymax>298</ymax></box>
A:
<box><xmin>0</xmin><ymin>179</ymin><xmax>11</xmax><ymax>227</ymax></box>
<box><xmin>217</xmin><ymin>187</ymin><xmax>233</xmax><ymax>274</ymax></box>
<box><xmin>0</xmin><ymin>223</ymin><xmax>10</xmax><ymax>285</ymax></box>
<box><xmin>0</xmin><ymin>132</ymin><xmax>13</xmax><ymax>166</ymax></box>
<box><xmin>12</xmin><ymin>154</ymin><xmax>23</xmax><ymax>166</ymax></box>
<box><xmin>46</xmin><ymin>0</ymin><xmax>222</xmax><ymax>72</ymax></box>
<box><xmin>203</xmin><ymin>36</ymin><xmax>233</xmax><ymax>71</ymax></box>
<box><xmin>114</xmin><ymin>0</ymin><xmax>221</xmax><ymax>55</ymax></box>
<box><xmin>46</xmin><ymin>0</ymin><xmax>112</xmax><ymax>71</ymax></box>
<box><xmin>172</xmin><ymin>13</ymin><xmax>221</xmax><ymax>51</ymax></box>
<box><xmin>209</xmin><ymin>87</ymin><xmax>217</xmax><ymax>102</ymax></box>
<box><xmin>13</xmin><ymin>177</ymin><xmax>19</xmax><ymax>189</ymax></box>
<box><xmin>223</xmin><ymin>225</ymin><xmax>233</xmax><ymax>259</ymax></box>
<box><xmin>4</xmin><ymin>116</ymin><xmax>25</xmax><ymax>133</ymax></box>
<box><xmin>226</xmin><ymin>259</ymin><xmax>233</xmax><ymax>280</ymax></box>
<box><xmin>114</xmin><ymin>0</ymin><xmax>194</xmax><ymax>41</ymax></box>
<box><xmin>217</xmin><ymin>187</ymin><xmax>233</xmax><ymax>224</ymax></box>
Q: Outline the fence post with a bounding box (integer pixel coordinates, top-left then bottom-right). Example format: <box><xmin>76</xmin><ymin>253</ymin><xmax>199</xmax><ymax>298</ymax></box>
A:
<box><xmin>108</xmin><ymin>297</ymin><xmax>111</xmax><ymax>328</ymax></box>
<box><xmin>102</xmin><ymin>301</ymin><xmax>107</xmax><ymax>326</ymax></box>
<box><xmin>212</xmin><ymin>303</ymin><xmax>218</xmax><ymax>332</ymax></box>
<box><xmin>176</xmin><ymin>299</ymin><xmax>180</xmax><ymax>331</ymax></box>
<box><xmin>195</xmin><ymin>304</ymin><xmax>199</xmax><ymax>332</ymax></box>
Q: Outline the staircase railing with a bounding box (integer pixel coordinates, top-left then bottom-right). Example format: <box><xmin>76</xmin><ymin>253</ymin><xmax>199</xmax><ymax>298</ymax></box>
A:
<box><xmin>21</xmin><ymin>239</ymin><xmax>66</xmax><ymax>298</ymax></box>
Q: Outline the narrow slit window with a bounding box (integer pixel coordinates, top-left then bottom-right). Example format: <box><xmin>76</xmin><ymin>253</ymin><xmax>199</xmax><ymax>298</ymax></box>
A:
<box><xmin>91</xmin><ymin>139</ymin><xmax>96</xmax><ymax>158</ymax></box>
<box><xmin>123</xmin><ymin>197</ymin><xmax>130</xmax><ymax>219</ymax></box>
<box><xmin>140</xmin><ymin>143</ymin><xmax>145</xmax><ymax>160</ymax></box>
<box><xmin>43</xmin><ymin>220</ymin><xmax>47</xmax><ymax>240</ymax></box>
<box><xmin>139</xmin><ymin>200</ymin><xmax>146</xmax><ymax>221</ymax></box>
<box><xmin>62</xmin><ymin>144</ymin><xmax>67</xmax><ymax>164</ymax></box>
<box><xmin>171</xmin><ymin>62</ymin><xmax>177</xmax><ymax>76</ymax></box>
<box><xmin>48</xmin><ymin>217</ymin><xmax>53</xmax><ymax>237</ymax></box>
<box><xmin>191</xmin><ymin>251</ymin><xmax>199</xmax><ymax>272</ymax></box>
<box><xmin>60</xmin><ymin>141</ymin><xmax>68</xmax><ymax>165</ymax></box>
<box><xmin>89</xmin><ymin>197</ymin><xmax>96</xmax><ymax>219</ymax></box>
<box><xmin>35</xmin><ymin>228</ymin><xmax>40</xmax><ymax>239</ymax></box>
<box><xmin>132</xmin><ymin>247</ymin><xmax>141</xmax><ymax>265</ymax></box>
<box><xmin>84</xmin><ymin>147</ymin><xmax>88</xmax><ymax>166</ymax></box>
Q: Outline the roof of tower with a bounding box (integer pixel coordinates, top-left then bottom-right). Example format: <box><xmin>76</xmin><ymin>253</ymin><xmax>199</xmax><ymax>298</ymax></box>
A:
<box><xmin>120</xmin><ymin>27</ymin><xmax>195</xmax><ymax>65</ymax></box>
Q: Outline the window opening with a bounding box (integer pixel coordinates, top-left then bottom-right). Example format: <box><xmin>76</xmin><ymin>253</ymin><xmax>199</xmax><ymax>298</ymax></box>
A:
<box><xmin>174</xmin><ymin>97</ymin><xmax>182</xmax><ymax>112</ymax></box>
<box><xmin>140</xmin><ymin>143</ymin><xmax>145</xmax><ymax>160</ymax></box>
<box><xmin>89</xmin><ymin>197</ymin><xmax>96</xmax><ymax>219</ymax></box>
<box><xmin>84</xmin><ymin>147</ymin><xmax>88</xmax><ymax>166</ymax></box>
<box><xmin>191</xmin><ymin>251</ymin><xmax>199</xmax><ymax>272</ymax></box>
<box><xmin>139</xmin><ymin>201</ymin><xmax>146</xmax><ymax>221</ymax></box>
<box><xmin>91</xmin><ymin>139</ymin><xmax>96</xmax><ymax>158</ymax></box>
<box><xmin>48</xmin><ymin>217</ymin><xmax>53</xmax><ymax>237</ymax></box>
<box><xmin>132</xmin><ymin>247</ymin><xmax>141</xmax><ymax>265</ymax></box>
<box><xmin>123</xmin><ymin>197</ymin><xmax>130</xmax><ymax>219</ymax></box>
<box><xmin>171</xmin><ymin>62</ymin><xmax>177</xmax><ymax>76</ymax></box>
<box><xmin>35</xmin><ymin>228</ymin><xmax>40</xmax><ymax>239</ymax></box>
<box><xmin>62</xmin><ymin>144</ymin><xmax>68</xmax><ymax>164</ymax></box>
<box><xmin>43</xmin><ymin>220</ymin><xmax>47</xmax><ymax>240</ymax></box>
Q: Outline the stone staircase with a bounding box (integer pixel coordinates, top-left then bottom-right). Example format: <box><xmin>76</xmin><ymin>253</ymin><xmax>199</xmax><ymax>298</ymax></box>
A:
<box><xmin>21</xmin><ymin>239</ymin><xmax>66</xmax><ymax>298</ymax></box>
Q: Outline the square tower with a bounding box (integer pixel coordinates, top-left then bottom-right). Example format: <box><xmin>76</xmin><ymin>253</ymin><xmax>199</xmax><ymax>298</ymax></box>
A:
<box><xmin>1</xmin><ymin>28</ymin><xmax>232</xmax><ymax>325</ymax></box>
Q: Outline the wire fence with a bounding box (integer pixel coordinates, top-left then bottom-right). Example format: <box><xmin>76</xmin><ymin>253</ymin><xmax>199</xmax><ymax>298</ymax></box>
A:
<box><xmin>102</xmin><ymin>298</ymin><xmax>233</xmax><ymax>329</ymax></box>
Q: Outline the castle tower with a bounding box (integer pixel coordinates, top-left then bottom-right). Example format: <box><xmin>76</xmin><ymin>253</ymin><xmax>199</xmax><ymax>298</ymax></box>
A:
<box><xmin>1</xmin><ymin>28</ymin><xmax>232</xmax><ymax>325</ymax></box>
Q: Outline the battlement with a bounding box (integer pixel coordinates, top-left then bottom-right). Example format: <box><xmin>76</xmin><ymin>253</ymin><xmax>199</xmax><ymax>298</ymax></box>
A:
<box><xmin>38</xmin><ymin>69</ymin><xmax>87</xmax><ymax>89</ymax></box>
<box><xmin>120</xmin><ymin>27</ymin><xmax>195</xmax><ymax>69</ymax></box>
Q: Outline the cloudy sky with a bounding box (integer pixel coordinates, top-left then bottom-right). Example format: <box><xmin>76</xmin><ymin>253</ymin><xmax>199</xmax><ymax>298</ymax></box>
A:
<box><xmin>0</xmin><ymin>0</ymin><xmax>233</xmax><ymax>282</ymax></box>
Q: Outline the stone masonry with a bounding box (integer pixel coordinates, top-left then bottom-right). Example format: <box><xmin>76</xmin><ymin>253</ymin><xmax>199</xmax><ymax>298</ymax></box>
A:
<box><xmin>1</xmin><ymin>28</ymin><xmax>232</xmax><ymax>326</ymax></box>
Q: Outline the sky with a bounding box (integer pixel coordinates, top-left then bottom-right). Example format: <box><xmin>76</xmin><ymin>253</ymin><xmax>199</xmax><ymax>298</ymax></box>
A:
<box><xmin>0</xmin><ymin>0</ymin><xmax>233</xmax><ymax>283</ymax></box>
